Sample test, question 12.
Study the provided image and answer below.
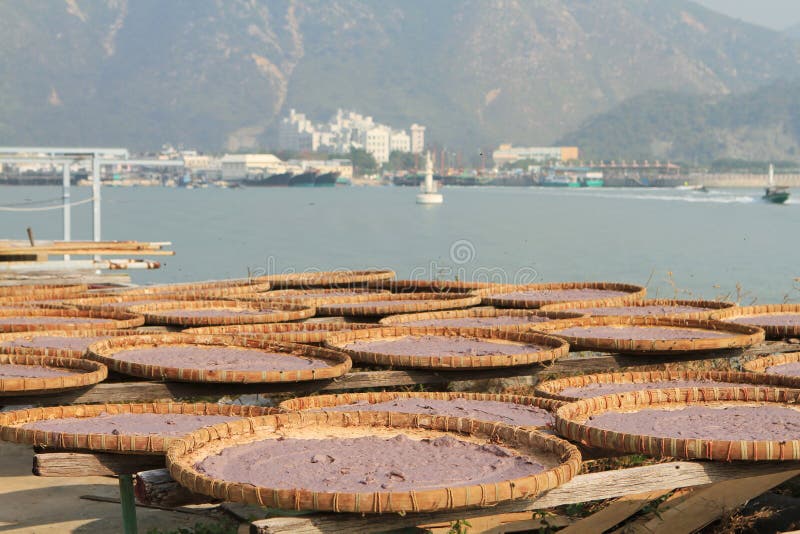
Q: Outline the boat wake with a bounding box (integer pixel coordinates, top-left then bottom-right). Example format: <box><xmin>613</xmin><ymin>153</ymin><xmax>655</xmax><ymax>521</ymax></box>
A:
<box><xmin>533</xmin><ymin>189</ymin><xmax>757</xmax><ymax>204</ymax></box>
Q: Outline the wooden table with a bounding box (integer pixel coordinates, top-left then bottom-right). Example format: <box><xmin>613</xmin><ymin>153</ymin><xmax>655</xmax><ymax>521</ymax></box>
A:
<box><xmin>5</xmin><ymin>340</ymin><xmax>799</xmax><ymax>533</ymax></box>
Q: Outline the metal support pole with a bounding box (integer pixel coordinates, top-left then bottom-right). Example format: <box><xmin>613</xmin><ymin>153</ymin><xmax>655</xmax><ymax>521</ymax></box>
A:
<box><xmin>62</xmin><ymin>162</ymin><xmax>71</xmax><ymax>261</ymax></box>
<box><xmin>118</xmin><ymin>474</ymin><xmax>138</xmax><ymax>534</ymax></box>
<box><xmin>92</xmin><ymin>155</ymin><xmax>101</xmax><ymax>242</ymax></box>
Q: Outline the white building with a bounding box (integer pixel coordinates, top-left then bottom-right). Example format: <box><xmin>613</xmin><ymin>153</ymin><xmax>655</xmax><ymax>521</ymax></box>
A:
<box><xmin>410</xmin><ymin>124</ymin><xmax>425</xmax><ymax>154</ymax></box>
<box><xmin>220</xmin><ymin>154</ymin><xmax>286</xmax><ymax>180</ymax></box>
<box><xmin>276</xmin><ymin>108</ymin><xmax>426</xmax><ymax>164</ymax></box>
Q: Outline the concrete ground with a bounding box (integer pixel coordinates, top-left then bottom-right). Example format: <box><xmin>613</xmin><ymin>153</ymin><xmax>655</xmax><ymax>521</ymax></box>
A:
<box><xmin>0</xmin><ymin>441</ymin><xmax>233</xmax><ymax>533</ymax></box>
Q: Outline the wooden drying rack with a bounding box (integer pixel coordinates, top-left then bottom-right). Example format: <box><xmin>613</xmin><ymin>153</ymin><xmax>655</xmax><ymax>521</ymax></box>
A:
<box><xmin>4</xmin><ymin>340</ymin><xmax>800</xmax><ymax>534</ymax></box>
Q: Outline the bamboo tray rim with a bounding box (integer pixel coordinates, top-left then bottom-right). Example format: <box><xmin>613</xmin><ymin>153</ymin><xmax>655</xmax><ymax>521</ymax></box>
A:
<box><xmin>0</xmin><ymin>284</ymin><xmax>88</xmax><ymax>298</ymax></box>
<box><xmin>710</xmin><ymin>305</ymin><xmax>800</xmax><ymax>339</ymax></box>
<box><xmin>0</xmin><ymin>402</ymin><xmax>275</xmax><ymax>454</ymax></box>
<box><xmin>102</xmin><ymin>278</ymin><xmax>273</xmax><ymax>296</ymax></box>
<box><xmin>127</xmin><ymin>299</ymin><xmax>315</xmax><ymax>326</ymax></box>
<box><xmin>535</xmin><ymin>368</ymin><xmax>800</xmax><ymax>401</ymax></box>
<box><xmin>481</xmin><ymin>281</ymin><xmax>646</xmax><ymax>309</ymax></box>
<box><xmin>539</xmin><ymin>298</ymin><xmax>737</xmax><ymax>316</ymax></box>
<box><xmin>165</xmin><ymin>410</ymin><xmax>582</xmax><ymax>513</ymax></box>
<box><xmin>0</xmin><ymin>306</ymin><xmax>144</xmax><ymax>331</ymax></box>
<box><xmin>316</xmin><ymin>293</ymin><xmax>482</xmax><ymax>317</ymax></box>
<box><xmin>378</xmin><ymin>308</ymin><xmax>586</xmax><ymax>326</ymax></box>
<box><xmin>554</xmin><ymin>386</ymin><xmax>800</xmax><ymax>460</ymax></box>
<box><xmin>87</xmin><ymin>333</ymin><xmax>352</xmax><ymax>383</ymax></box>
<box><xmin>0</xmin><ymin>353</ymin><xmax>107</xmax><ymax>395</ymax></box>
<box><xmin>254</xmin><ymin>269</ymin><xmax>396</xmax><ymax>288</ymax></box>
<box><xmin>278</xmin><ymin>391</ymin><xmax>564</xmax><ymax>428</ymax></box>
<box><xmin>182</xmin><ymin>322</ymin><xmax>377</xmax><ymax>344</ymax></box>
<box><xmin>325</xmin><ymin>326</ymin><xmax>569</xmax><ymax>370</ymax></box>
<box><xmin>742</xmin><ymin>352</ymin><xmax>800</xmax><ymax>374</ymax></box>
<box><xmin>0</xmin><ymin>328</ymin><xmax>142</xmax><ymax>358</ymax></box>
<box><xmin>531</xmin><ymin>316</ymin><xmax>764</xmax><ymax>354</ymax></box>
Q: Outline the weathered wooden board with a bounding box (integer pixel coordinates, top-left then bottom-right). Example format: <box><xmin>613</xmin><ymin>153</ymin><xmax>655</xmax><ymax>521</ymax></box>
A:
<box><xmin>248</xmin><ymin>461</ymin><xmax>800</xmax><ymax>534</ymax></box>
<box><xmin>33</xmin><ymin>452</ymin><xmax>164</xmax><ymax>476</ymax></box>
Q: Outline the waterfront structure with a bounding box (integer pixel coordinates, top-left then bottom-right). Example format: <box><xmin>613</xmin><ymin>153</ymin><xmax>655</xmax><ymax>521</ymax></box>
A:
<box><xmin>288</xmin><ymin>158</ymin><xmax>353</xmax><ymax>179</ymax></box>
<box><xmin>492</xmin><ymin>144</ymin><xmax>579</xmax><ymax>167</ymax></box>
<box><xmin>416</xmin><ymin>152</ymin><xmax>443</xmax><ymax>204</ymax></box>
<box><xmin>277</xmin><ymin>108</ymin><xmax>425</xmax><ymax>164</ymax></box>
<box><xmin>220</xmin><ymin>154</ymin><xmax>285</xmax><ymax>180</ymax></box>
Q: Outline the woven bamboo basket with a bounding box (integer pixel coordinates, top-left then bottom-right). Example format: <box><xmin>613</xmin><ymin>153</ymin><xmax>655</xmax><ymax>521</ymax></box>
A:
<box><xmin>0</xmin><ymin>402</ymin><xmax>275</xmax><ymax>454</ymax></box>
<box><xmin>0</xmin><ymin>354</ymin><xmax>107</xmax><ymax>396</ymax></box>
<box><xmin>325</xmin><ymin>326</ymin><xmax>569</xmax><ymax>370</ymax></box>
<box><xmin>166</xmin><ymin>410</ymin><xmax>582</xmax><ymax>513</ymax></box>
<box><xmin>240</xmin><ymin>288</ymin><xmax>390</xmax><ymax>307</ymax></box>
<box><xmin>532</xmin><ymin>316</ymin><xmax>764</xmax><ymax>354</ymax></box>
<box><xmin>183</xmin><ymin>322</ymin><xmax>377</xmax><ymax>345</ymax></box>
<box><xmin>87</xmin><ymin>333</ymin><xmax>352</xmax><ymax>383</ymax></box>
<box><xmin>535</xmin><ymin>369</ymin><xmax>800</xmax><ymax>402</ymax></box>
<box><xmin>127</xmin><ymin>300</ymin><xmax>315</xmax><ymax>327</ymax></box>
<box><xmin>710</xmin><ymin>304</ymin><xmax>800</xmax><ymax>339</ymax></box>
<box><xmin>539</xmin><ymin>299</ymin><xmax>736</xmax><ymax>320</ymax></box>
<box><xmin>378</xmin><ymin>308</ymin><xmax>585</xmax><ymax>331</ymax></box>
<box><xmin>101</xmin><ymin>278</ymin><xmax>273</xmax><ymax>298</ymax></box>
<box><xmin>0</xmin><ymin>284</ymin><xmax>88</xmax><ymax>300</ymax></box>
<box><xmin>365</xmin><ymin>279</ymin><xmax>511</xmax><ymax>298</ymax></box>
<box><xmin>482</xmin><ymin>282</ymin><xmax>646</xmax><ymax>309</ymax></box>
<box><xmin>315</xmin><ymin>293</ymin><xmax>482</xmax><ymax>317</ymax></box>
<box><xmin>554</xmin><ymin>387</ymin><xmax>800</xmax><ymax>460</ymax></box>
<box><xmin>0</xmin><ymin>306</ymin><xmax>144</xmax><ymax>332</ymax></box>
<box><xmin>742</xmin><ymin>352</ymin><xmax>800</xmax><ymax>384</ymax></box>
<box><xmin>255</xmin><ymin>269</ymin><xmax>396</xmax><ymax>289</ymax></box>
<box><xmin>279</xmin><ymin>391</ymin><xmax>563</xmax><ymax>429</ymax></box>
<box><xmin>0</xmin><ymin>329</ymin><xmax>139</xmax><ymax>359</ymax></box>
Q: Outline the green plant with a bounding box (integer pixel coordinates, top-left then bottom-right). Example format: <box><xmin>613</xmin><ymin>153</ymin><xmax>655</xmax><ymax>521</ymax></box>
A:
<box><xmin>447</xmin><ymin>518</ymin><xmax>472</xmax><ymax>533</ymax></box>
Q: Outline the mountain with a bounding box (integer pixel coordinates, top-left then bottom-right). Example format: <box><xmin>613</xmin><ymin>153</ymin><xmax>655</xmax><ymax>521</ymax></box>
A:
<box><xmin>558</xmin><ymin>79</ymin><xmax>800</xmax><ymax>163</ymax></box>
<box><xmin>786</xmin><ymin>22</ymin><xmax>800</xmax><ymax>40</ymax></box>
<box><xmin>1</xmin><ymin>0</ymin><xmax>799</xmax><ymax>152</ymax></box>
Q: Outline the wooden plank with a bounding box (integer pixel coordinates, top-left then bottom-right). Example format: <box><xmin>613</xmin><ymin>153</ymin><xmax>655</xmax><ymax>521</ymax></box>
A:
<box><xmin>423</xmin><ymin>514</ymin><xmax>571</xmax><ymax>534</ymax></box>
<box><xmin>2</xmin><ymin>349</ymin><xmax>774</xmax><ymax>407</ymax></box>
<box><xmin>618</xmin><ymin>469</ymin><xmax>800</xmax><ymax>534</ymax></box>
<box><xmin>33</xmin><ymin>452</ymin><xmax>164</xmax><ymax>476</ymax></box>
<box><xmin>249</xmin><ymin>461</ymin><xmax>800</xmax><ymax>534</ymax></box>
<box><xmin>559</xmin><ymin>489</ymin><xmax>671</xmax><ymax>534</ymax></box>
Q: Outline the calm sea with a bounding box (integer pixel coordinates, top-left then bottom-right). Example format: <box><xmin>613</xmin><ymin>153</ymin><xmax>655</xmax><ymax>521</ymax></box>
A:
<box><xmin>1</xmin><ymin>185</ymin><xmax>798</xmax><ymax>303</ymax></box>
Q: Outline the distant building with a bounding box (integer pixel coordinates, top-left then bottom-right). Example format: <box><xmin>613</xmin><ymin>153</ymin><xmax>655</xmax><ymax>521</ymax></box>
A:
<box><xmin>492</xmin><ymin>144</ymin><xmax>579</xmax><ymax>167</ymax></box>
<box><xmin>276</xmin><ymin>108</ymin><xmax>425</xmax><ymax>164</ymax></box>
<box><xmin>410</xmin><ymin>124</ymin><xmax>425</xmax><ymax>154</ymax></box>
<box><xmin>220</xmin><ymin>153</ymin><xmax>285</xmax><ymax>180</ymax></box>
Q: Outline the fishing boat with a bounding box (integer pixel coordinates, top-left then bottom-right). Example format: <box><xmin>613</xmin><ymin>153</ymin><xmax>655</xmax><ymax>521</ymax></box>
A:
<box><xmin>763</xmin><ymin>164</ymin><xmax>790</xmax><ymax>204</ymax></box>
<box><xmin>416</xmin><ymin>152</ymin><xmax>443</xmax><ymax>204</ymax></box>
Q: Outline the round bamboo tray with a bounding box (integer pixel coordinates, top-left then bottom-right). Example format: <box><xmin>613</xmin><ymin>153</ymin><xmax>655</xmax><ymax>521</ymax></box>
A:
<box><xmin>0</xmin><ymin>329</ymin><xmax>139</xmax><ymax>359</ymax></box>
<box><xmin>325</xmin><ymin>326</ymin><xmax>569</xmax><ymax>370</ymax></box>
<box><xmin>554</xmin><ymin>387</ymin><xmax>800</xmax><ymax>460</ymax></box>
<box><xmin>0</xmin><ymin>307</ymin><xmax>144</xmax><ymax>332</ymax></box>
<box><xmin>241</xmin><ymin>288</ymin><xmax>390</xmax><ymax>307</ymax></box>
<box><xmin>0</xmin><ymin>283</ymin><xmax>88</xmax><ymax>300</ymax></box>
<box><xmin>532</xmin><ymin>316</ymin><xmax>764</xmax><ymax>354</ymax></box>
<box><xmin>279</xmin><ymin>391</ymin><xmax>563</xmax><ymax>429</ymax></box>
<box><xmin>48</xmin><ymin>294</ymin><xmax>202</xmax><ymax>312</ymax></box>
<box><xmin>101</xmin><ymin>278</ymin><xmax>273</xmax><ymax>298</ymax></box>
<box><xmin>0</xmin><ymin>354</ymin><xmax>107</xmax><ymax>396</ymax></box>
<box><xmin>315</xmin><ymin>293</ymin><xmax>482</xmax><ymax>317</ymax></box>
<box><xmin>127</xmin><ymin>300</ymin><xmax>315</xmax><ymax>327</ymax></box>
<box><xmin>742</xmin><ymin>352</ymin><xmax>800</xmax><ymax>384</ymax></box>
<box><xmin>183</xmin><ymin>322</ymin><xmax>377</xmax><ymax>345</ymax></box>
<box><xmin>0</xmin><ymin>402</ymin><xmax>275</xmax><ymax>454</ymax></box>
<box><xmin>378</xmin><ymin>308</ymin><xmax>585</xmax><ymax>330</ymax></box>
<box><xmin>710</xmin><ymin>304</ymin><xmax>800</xmax><ymax>340</ymax></box>
<box><xmin>255</xmin><ymin>269</ymin><xmax>396</xmax><ymax>289</ymax></box>
<box><xmin>540</xmin><ymin>299</ymin><xmax>736</xmax><ymax>320</ymax></box>
<box><xmin>482</xmin><ymin>282</ymin><xmax>646</xmax><ymax>309</ymax></box>
<box><xmin>166</xmin><ymin>410</ymin><xmax>582</xmax><ymax>513</ymax></box>
<box><xmin>366</xmin><ymin>279</ymin><xmax>510</xmax><ymax>298</ymax></box>
<box><xmin>535</xmin><ymin>369</ymin><xmax>800</xmax><ymax>402</ymax></box>
<box><xmin>87</xmin><ymin>333</ymin><xmax>352</xmax><ymax>383</ymax></box>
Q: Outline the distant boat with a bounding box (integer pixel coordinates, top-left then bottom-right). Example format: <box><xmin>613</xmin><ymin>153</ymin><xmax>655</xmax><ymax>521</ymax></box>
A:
<box><xmin>675</xmin><ymin>183</ymin><xmax>708</xmax><ymax>192</ymax></box>
<box><xmin>763</xmin><ymin>164</ymin><xmax>790</xmax><ymax>204</ymax></box>
<box><xmin>289</xmin><ymin>171</ymin><xmax>317</xmax><ymax>187</ymax></box>
<box><xmin>540</xmin><ymin>173</ymin><xmax>579</xmax><ymax>187</ymax></box>
<box><xmin>312</xmin><ymin>172</ymin><xmax>339</xmax><ymax>187</ymax></box>
<box><xmin>416</xmin><ymin>152</ymin><xmax>443</xmax><ymax>204</ymax></box>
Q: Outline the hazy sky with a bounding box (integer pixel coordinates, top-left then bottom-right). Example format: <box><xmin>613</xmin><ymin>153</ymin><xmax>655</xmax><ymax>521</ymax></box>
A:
<box><xmin>694</xmin><ymin>0</ymin><xmax>800</xmax><ymax>30</ymax></box>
